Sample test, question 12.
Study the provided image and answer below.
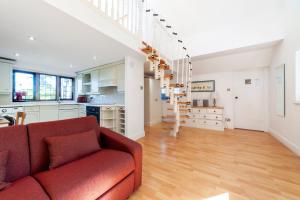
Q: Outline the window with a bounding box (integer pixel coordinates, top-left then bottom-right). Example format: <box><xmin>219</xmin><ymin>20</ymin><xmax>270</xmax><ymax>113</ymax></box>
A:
<box><xmin>296</xmin><ymin>50</ymin><xmax>300</xmax><ymax>102</ymax></box>
<box><xmin>13</xmin><ymin>70</ymin><xmax>74</xmax><ymax>102</ymax></box>
<box><xmin>60</xmin><ymin>77</ymin><xmax>73</xmax><ymax>100</ymax></box>
<box><xmin>39</xmin><ymin>74</ymin><xmax>57</xmax><ymax>100</ymax></box>
<box><xmin>13</xmin><ymin>71</ymin><xmax>35</xmax><ymax>101</ymax></box>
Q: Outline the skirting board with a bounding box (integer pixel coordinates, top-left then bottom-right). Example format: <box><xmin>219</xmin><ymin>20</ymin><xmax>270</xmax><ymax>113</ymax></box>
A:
<box><xmin>128</xmin><ymin>132</ymin><xmax>145</xmax><ymax>141</ymax></box>
<box><xmin>269</xmin><ymin>129</ymin><xmax>300</xmax><ymax>156</ymax></box>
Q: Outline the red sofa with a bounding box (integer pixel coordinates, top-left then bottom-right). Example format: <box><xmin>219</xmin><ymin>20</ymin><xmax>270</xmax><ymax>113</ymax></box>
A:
<box><xmin>0</xmin><ymin>116</ymin><xmax>142</xmax><ymax>200</ymax></box>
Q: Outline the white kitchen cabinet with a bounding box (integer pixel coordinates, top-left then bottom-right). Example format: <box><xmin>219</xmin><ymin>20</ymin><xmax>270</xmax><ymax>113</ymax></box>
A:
<box><xmin>59</xmin><ymin>109</ymin><xmax>79</xmax><ymax>120</ymax></box>
<box><xmin>0</xmin><ymin>62</ymin><xmax>12</xmax><ymax>94</ymax></box>
<box><xmin>99</xmin><ymin>66</ymin><xmax>117</xmax><ymax>87</ymax></box>
<box><xmin>39</xmin><ymin>105</ymin><xmax>59</xmax><ymax>122</ymax></box>
<box><xmin>91</xmin><ymin>70</ymin><xmax>99</xmax><ymax>94</ymax></box>
<box><xmin>117</xmin><ymin>64</ymin><xmax>125</xmax><ymax>92</ymax></box>
<box><xmin>76</xmin><ymin>74</ymin><xmax>83</xmax><ymax>95</ymax></box>
<box><xmin>24</xmin><ymin>106</ymin><xmax>40</xmax><ymax>124</ymax></box>
<box><xmin>58</xmin><ymin>105</ymin><xmax>79</xmax><ymax>120</ymax></box>
<box><xmin>79</xmin><ymin>105</ymin><xmax>86</xmax><ymax>117</ymax></box>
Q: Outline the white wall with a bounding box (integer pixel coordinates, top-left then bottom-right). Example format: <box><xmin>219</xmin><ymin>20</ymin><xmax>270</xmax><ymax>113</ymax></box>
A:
<box><xmin>269</xmin><ymin>0</ymin><xmax>300</xmax><ymax>155</ymax></box>
<box><xmin>192</xmin><ymin>72</ymin><xmax>235</xmax><ymax>129</ymax></box>
<box><xmin>125</xmin><ymin>55</ymin><xmax>145</xmax><ymax>140</ymax></box>
<box><xmin>192</xmin><ymin>47</ymin><xmax>274</xmax><ymax>74</ymax></box>
<box><xmin>192</xmin><ymin>46</ymin><xmax>273</xmax><ymax>129</ymax></box>
<box><xmin>151</xmin><ymin>0</ymin><xmax>284</xmax><ymax>57</ymax></box>
<box><xmin>192</xmin><ymin>68</ymin><xmax>269</xmax><ymax>130</ymax></box>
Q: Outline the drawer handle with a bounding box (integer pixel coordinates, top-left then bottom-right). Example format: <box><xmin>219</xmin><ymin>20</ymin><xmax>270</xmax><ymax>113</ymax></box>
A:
<box><xmin>204</xmin><ymin>121</ymin><xmax>206</xmax><ymax>124</ymax></box>
<box><xmin>214</xmin><ymin>110</ymin><xmax>216</xmax><ymax>113</ymax></box>
<box><xmin>216</xmin><ymin>122</ymin><xmax>218</xmax><ymax>125</ymax></box>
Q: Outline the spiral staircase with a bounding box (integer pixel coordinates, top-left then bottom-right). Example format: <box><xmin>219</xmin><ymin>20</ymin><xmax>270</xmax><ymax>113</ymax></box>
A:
<box><xmin>141</xmin><ymin>42</ymin><xmax>192</xmax><ymax>136</ymax></box>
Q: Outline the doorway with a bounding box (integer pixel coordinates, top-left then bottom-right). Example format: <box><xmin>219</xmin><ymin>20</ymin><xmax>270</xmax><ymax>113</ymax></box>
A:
<box><xmin>144</xmin><ymin>77</ymin><xmax>162</xmax><ymax>126</ymax></box>
<box><xmin>233</xmin><ymin>68</ymin><xmax>268</xmax><ymax>131</ymax></box>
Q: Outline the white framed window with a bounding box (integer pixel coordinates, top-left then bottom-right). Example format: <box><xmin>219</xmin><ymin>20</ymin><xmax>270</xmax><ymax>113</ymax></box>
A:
<box><xmin>296</xmin><ymin>50</ymin><xmax>300</xmax><ymax>103</ymax></box>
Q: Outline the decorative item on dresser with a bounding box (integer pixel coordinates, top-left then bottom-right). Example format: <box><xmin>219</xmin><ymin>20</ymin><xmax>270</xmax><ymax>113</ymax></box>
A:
<box><xmin>186</xmin><ymin>107</ymin><xmax>224</xmax><ymax>131</ymax></box>
<box><xmin>210</xmin><ymin>92</ymin><xmax>219</xmax><ymax>107</ymax></box>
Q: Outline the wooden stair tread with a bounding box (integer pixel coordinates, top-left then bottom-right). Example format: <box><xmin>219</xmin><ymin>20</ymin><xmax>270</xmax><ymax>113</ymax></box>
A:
<box><xmin>162</xmin><ymin>115</ymin><xmax>189</xmax><ymax>119</ymax></box>
<box><xmin>164</xmin><ymin>74</ymin><xmax>173</xmax><ymax>79</ymax></box>
<box><xmin>148</xmin><ymin>55</ymin><xmax>159</xmax><ymax>62</ymax></box>
<box><xmin>163</xmin><ymin>121</ymin><xmax>186</xmax><ymax>125</ymax></box>
<box><xmin>174</xmin><ymin>93</ymin><xmax>187</xmax><ymax>97</ymax></box>
<box><xmin>169</xmin><ymin>83</ymin><xmax>185</xmax><ymax>88</ymax></box>
<box><xmin>158</xmin><ymin>64</ymin><xmax>170</xmax><ymax>70</ymax></box>
<box><xmin>167</xmin><ymin>108</ymin><xmax>191</xmax><ymax>112</ymax></box>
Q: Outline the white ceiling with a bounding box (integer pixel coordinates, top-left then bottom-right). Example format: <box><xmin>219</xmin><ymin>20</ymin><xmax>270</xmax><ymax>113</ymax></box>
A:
<box><xmin>150</xmin><ymin>0</ymin><xmax>285</xmax><ymax>57</ymax></box>
<box><xmin>0</xmin><ymin>0</ymin><xmax>138</xmax><ymax>76</ymax></box>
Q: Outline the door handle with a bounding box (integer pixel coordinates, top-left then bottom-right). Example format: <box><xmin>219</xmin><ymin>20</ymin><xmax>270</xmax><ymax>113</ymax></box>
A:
<box><xmin>235</xmin><ymin>96</ymin><xmax>239</xmax><ymax>99</ymax></box>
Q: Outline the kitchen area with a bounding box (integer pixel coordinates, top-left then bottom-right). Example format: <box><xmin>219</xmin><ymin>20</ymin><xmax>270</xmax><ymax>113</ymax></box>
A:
<box><xmin>0</xmin><ymin>56</ymin><xmax>145</xmax><ymax>140</ymax></box>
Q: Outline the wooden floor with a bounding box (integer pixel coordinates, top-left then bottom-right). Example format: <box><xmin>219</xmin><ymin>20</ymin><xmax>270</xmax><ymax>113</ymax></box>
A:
<box><xmin>129</xmin><ymin>124</ymin><xmax>300</xmax><ymax>200</ymax></box>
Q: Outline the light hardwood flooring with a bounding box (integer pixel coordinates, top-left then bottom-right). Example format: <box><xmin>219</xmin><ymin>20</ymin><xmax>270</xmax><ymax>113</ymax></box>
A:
<box><xmin>129</xmin><ymin>124</ymin><xmax>300</xmax><ymax>200</ymax></box>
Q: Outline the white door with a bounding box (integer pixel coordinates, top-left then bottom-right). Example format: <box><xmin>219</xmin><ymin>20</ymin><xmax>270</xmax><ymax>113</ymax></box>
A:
<box><xmin>233</xmin><ymin>68</ymin><xmax>267</xmax><ymax>131</ymax></box>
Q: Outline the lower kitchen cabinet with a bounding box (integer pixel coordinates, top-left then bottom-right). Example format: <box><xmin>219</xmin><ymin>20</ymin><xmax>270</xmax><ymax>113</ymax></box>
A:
<box><xmin>59</xmin><ymin>109</ymin><xmax>79</xmax><ymax>120</ymax></box>
<box><xmin>39</xmin><ymin>105</ymin><xmax>59</xmax><ymax>122</ymax></box>
<box><xmin>79</xmin><ymin>105</ymin><xmax>86</xmax><ymax>117</ymax></box>
<box><xmin>24</xmin><ymin>106</ymin><xmax>40</xmax><ymax>124</ymax></box>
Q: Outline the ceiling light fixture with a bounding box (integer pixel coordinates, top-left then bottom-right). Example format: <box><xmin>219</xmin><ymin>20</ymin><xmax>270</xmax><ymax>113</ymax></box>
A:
<box><xmin>69</xmin><ymin>64</ymin><xmax>73</xmax><ymax>68</ymax></box>
<box><xmin>93</xmin><ymin>56</ymin><xmax>97</xmax><ymax>60</ymax></box>
<box><xmin>28</xmin><ymin>36</ymin><xmax>35</xmax><ymax>41</ymax></box>
<box><xmin>15</xmin><ymin>53</ymin><xmax>20</xmax><ymax>57</ymax></box>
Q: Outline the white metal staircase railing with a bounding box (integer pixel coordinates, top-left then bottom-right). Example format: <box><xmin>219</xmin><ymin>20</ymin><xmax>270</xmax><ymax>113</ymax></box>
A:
<box><xmin>86</xmin><ymin>0</ymin><xmax>142</xmax><ymax>35</ymax></box>
<box><xmin>85</xmin><ymin>0</ymin><xmax>193</xmax><ymax>136</ymax></box>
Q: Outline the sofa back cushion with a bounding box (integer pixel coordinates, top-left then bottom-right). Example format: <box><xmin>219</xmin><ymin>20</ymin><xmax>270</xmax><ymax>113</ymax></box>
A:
<box><xmin>45</xmin><ymin>130</ymin><xmax>100</xmax><ymax>169</ymax></box>
<box><xmin>0</xmin><ymin>126</ymin><xmax>30</xmax><ymax>182</ymax></box>
<box><xmin>27</xmin><ymin>116</ymin><xmax>100</xmax><ymax>174</ymax></box>
<box><xmin>0</xmin><ymin>150</ymin><xmax>10</xmax><ymax>190</ymax></box>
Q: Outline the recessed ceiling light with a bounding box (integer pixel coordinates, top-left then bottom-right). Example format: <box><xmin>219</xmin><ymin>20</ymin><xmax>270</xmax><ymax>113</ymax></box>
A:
<box><xmin>28</xmin><ymin>36</ymin><xmax>35</xmax><ymax>41</ymax></box>
<box><xmin>69</xmin><ymin>64</ymin><xmax>73</xmax><ymax>68</ymax></box>
<box><xmin>93</xmin><ymin>56</ymin><xmax>97</xmax><ymax>60</ymax></box>
<box><xmin>15</xmin><ymin>53</ymin><xmax>20</xmax><ymax>57</ymax></box>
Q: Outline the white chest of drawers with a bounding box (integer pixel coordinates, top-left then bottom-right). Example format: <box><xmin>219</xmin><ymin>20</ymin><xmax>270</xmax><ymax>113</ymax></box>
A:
<box><xmin>185</xmin><ymin>107</ymin><xmax>224</xmax><ymax>131</ymax></box>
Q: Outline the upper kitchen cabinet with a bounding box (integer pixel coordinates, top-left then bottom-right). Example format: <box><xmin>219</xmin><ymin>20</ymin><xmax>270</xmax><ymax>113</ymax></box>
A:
<box><xmin>117</xmin><ymin>63</ymin><xmax>125</xmax><ymax>92</ymax></box>
<box><xmin>76</xmin><ymin>74</ymin><xmax>83</xmax><ymax>95</ymax></box>
<box><xmin>82</xmin><ymin>73</ymin><xmax>92</xmax><ymax>94</ymax></box>
<box><xmin>91</xmin><ymin>70</ymin><xmax>100</xmax><ymax>94</ymax></box>
<box><xmin>0</xmin><ymin>62</ymin><xmax>12</xmax><ymax>94</ymax></box>
<box><xmin>99</xmin><ymin>66</ymin><xmax>117</xmax><ymax>88</ymax></box>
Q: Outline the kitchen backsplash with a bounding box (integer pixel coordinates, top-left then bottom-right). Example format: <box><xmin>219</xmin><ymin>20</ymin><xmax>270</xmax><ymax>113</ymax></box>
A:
<box><xmin>89</xmin><ymin>87</ymin><xmax>124</xmax><ymax>105</ymax></box>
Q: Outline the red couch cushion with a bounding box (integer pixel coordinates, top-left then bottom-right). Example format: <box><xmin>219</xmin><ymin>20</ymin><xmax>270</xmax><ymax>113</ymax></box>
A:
<box><xmin>45</xmin><ymin>130</ymin><xmax>100</xmax><ymax>169</ymax></box>
<box><xmin>97</xmin><ymin>173</ymin><xmax>134</xmax><ymax>200</ymax></box>
<box><xmin>0</xmin><ymin>176</ymin><xmax>50</xmax><ymax>200</ymax></box>
<box><xmin>0</xmin><ymin>151</ymin><xmax>9</xmax><ymax>190</ymax></box>
<box><xmin>35</xmin><ymin>149</ymin><xmax>135</xmax><ymax>200</ymax></box>
<box><xmin>27</xmin><ymin>116</ymin><xmax>100</xmax><ymax>174</ymax></box>
<box><xmin>0</xmin><ymin>126</ymin><xmax>30</xmax><ymax>182</ymax></box>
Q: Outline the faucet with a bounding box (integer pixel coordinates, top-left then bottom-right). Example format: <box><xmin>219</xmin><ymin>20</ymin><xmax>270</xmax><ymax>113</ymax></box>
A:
<box><xmin>57</xmin><ymin>97</ymin><xmax>61</xmax><ymax>104</ymax></box>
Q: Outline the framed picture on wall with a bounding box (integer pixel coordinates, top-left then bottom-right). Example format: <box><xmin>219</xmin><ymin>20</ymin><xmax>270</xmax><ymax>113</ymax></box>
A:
<box><xmin>191</xmin><ymin>80</ymin><xmax>215</xmax><ymax>92</ymax></box>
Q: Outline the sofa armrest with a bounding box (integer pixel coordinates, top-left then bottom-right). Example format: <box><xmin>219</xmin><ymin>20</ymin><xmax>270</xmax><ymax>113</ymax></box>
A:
<box><xmin>99</xmin><ymin>127</ymin><xmax>142</xmax><ymax>191</ymax></box>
